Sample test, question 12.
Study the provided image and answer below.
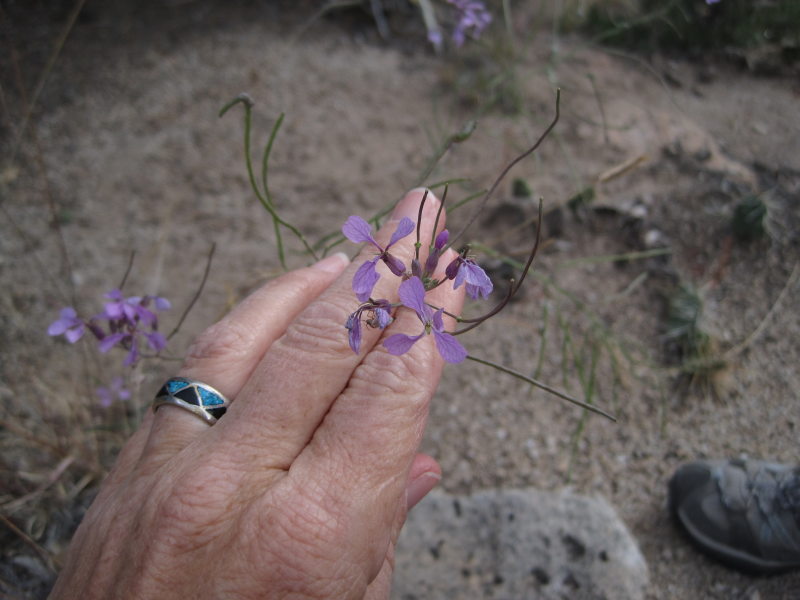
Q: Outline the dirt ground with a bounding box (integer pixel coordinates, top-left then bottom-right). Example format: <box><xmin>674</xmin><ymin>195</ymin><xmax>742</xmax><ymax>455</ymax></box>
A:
<box><xmin>1</xmin><ymin>2</ymin><xmax>799</xmax><ymax>598</ymax></box>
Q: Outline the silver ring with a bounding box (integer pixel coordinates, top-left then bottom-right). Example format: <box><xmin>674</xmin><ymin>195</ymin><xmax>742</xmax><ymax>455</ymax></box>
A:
<box><xmin>153</xmin><ymin>377</ymin><xmax>229</xmax><ymax>425</ymax></box>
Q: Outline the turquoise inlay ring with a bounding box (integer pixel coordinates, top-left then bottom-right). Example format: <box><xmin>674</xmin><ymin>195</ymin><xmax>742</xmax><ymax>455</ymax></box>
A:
<box><xmin>153</xmin><ymin>377</ymin><xmax>230</xmax><ymax>425</ymax></box>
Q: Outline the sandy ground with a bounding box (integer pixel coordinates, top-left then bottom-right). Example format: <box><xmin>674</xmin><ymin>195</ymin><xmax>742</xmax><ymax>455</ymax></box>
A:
<box><xmin>1</xmin><ymin>2</ymin><xmax>799</xmax><ymax>598</ymax></box>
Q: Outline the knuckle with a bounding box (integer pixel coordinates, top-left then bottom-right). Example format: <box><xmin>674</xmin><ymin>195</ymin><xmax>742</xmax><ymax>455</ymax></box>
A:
<box><xmin>355</xmin><ymin>347</ymin><xmax>432</xmax><ymax>399</ymax></box>
<box><xmin>183</xmin><ymin>319</ymin><xmax>255</xmax><ymax>370</ymax></box>
<box><xmin>280</xmin><ymin>295</ymin><xmax>351</xmax><ymax>359</ymax></box>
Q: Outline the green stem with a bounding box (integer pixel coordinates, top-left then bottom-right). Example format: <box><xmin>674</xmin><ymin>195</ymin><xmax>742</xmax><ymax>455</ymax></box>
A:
<box><xmin>219</xmin><ymin>96</ymin><xmax>318</xmax><ymax>267</ymax></box>
<box><xmin>466</xmin><ymin>355</ymin><xmax>616</xmax><ymax>421</ymax></box>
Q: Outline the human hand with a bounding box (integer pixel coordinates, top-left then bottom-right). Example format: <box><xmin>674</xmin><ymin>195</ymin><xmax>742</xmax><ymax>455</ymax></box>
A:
<box><xmin>49</xmin><ymin>189</ymin><xmax>465</xmax><ymax>600</ymax></box>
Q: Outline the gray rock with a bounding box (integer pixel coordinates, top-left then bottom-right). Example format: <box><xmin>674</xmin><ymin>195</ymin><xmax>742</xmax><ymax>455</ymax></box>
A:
<box><xmin>393</xmin><ymin>488</ymin><xmax>648</xmax><ymax>600</ymax></box>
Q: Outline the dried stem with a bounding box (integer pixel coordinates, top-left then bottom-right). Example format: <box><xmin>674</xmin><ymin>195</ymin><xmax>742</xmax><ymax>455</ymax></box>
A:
<box><xmin>166</xmin><ymin>243</ymin><xmax>215</xmax><ymax>340</ymax></box>
<box><xmin>447</xmin><ymin>89</ymin><xmax>560</xmax><ymax>249</ymax></box>
<box><xmin>452</xmin><ymin>200</ymin><xmax>543</xmax><ymax>333</ymax></box>
<box><xmin>118</xmin><ymin>251</ymin><xmax>136</xmax><ymax>291</ymax></box>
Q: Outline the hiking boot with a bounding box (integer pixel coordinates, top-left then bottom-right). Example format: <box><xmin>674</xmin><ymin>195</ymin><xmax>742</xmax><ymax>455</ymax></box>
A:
<box><xmin>668</xmin><ymin>458</ymin><xmax>800</xmax><ymax>574</ymax></box>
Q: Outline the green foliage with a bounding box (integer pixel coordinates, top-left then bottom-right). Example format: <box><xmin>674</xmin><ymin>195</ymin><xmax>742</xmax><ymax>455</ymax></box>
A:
<box><xmin>511</xmin><ymin>177</ymin><xmax>532</xmax><ymax>198</ymax></box>
<box><xmin>584</xmin><ymin>0</ymin><xmax>800</xmax><ymax>59</ymax></box>
<box><xmin>731</xmin><ymin>195</ymin><xmax>767</xmax><ymax>242</ymax></box>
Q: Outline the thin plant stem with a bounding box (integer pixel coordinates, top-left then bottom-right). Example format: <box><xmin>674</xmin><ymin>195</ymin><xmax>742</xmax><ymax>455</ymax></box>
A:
<box><xmin>262</xmin><ymin>113</ymin><xmax>286</xmax><ymax>267</ymax></box>
<box><xmin>452</xmin><ymin>200</ymin><xmax>543</xmax><ymax>333</ymax></box>
<box><xmin>118</xmin><ymin>251</ymin><xmax>136</xmax><ymax>291</ymax></box>
<box><xmin>533</xmin><ymin>301</ymin><xmax>549</xmax><ymax>380</ymax></box>
<box><xmin>414</xmin><ymin>190</ymin><xmax>429</xmax><ymax>263</ymax></box>
<box><xmin>447</xmin><ymin>89</ymin><xmax>560</xmax><ymax>249</ymax></box>
<box><xmin>466</xmin><ymin>355</ymin><xmax>616</xmax><ymax>421</ymax></box>
<box><xmin>219</xmin><ymin>95</ymin><xmax>318</xmax><ymax>266</ymax></box>
<box><xmin>166</xmin><ymin>243</ymin><xmax>215</xmax><ymax>340</ymax></box>
<box><xmin>431</xmin><ymin>185</ymin><xmax>448</xmax><ymax>249</ymax></box>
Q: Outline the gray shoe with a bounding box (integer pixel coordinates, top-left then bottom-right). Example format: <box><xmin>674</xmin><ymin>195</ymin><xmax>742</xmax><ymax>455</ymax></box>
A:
<box><xmin>669</xmin><ymin>458</ymin><xmax>800</xmax><ymax>574</ymax></box>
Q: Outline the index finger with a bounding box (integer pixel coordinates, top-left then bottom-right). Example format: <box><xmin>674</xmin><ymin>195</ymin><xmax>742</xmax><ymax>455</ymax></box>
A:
<box><xmin>218</xmin><ymin>188</ymin><xmax>445</xmax><ymax>466</ymax></box>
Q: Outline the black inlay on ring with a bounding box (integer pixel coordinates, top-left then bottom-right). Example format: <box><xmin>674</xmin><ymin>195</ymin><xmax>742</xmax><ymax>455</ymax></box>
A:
<box><xmin>174</xmin><ymin>387</ymin><xmax>200</xmax><ymax>406</ymax></box>
<box><xmin>207</xmin><ymin>407</ymin><xmax>227</xmax><ymax>420</ymax></box>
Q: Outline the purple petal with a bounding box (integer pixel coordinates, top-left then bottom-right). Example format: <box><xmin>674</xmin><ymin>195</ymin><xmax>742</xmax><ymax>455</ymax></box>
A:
<box><xmin>445</xmin><ymin>257</ymin><xmax>461</xmax><ymax>280</ymax></box>
<box><xmin>434</xmin><ymin>230</ymin><xmax>449</xmax><ymax>250</ymax></box>
<box><xmin>433</xmin><ymin>330</ymin><xmax>468</xmax><ymax>363</ymax></box>
<box><xmin>48</xmin><ymin>319</ymin><xmax>69</xmax><ymax>336</ymax></box>
<box><xmin>103</xmin><ymin>301</ymin><xmax>124</xmax><ymax>320</ymax></box>
<box><xmin>397</xmin><ymin>277</ymin><xmax>429</xmax><ymax>321</ymax></box>
<box><xmin>134</xmin><ymin>305</ymin><xmax>157</xmax><ymax>326</ymax></box>
<box><xmin>383</xmin><ymin>332</ymin><xmax>423</xmax><ymax>356</ymax></box>
<box><xmin>96</xmin><ymin>387</ymin><xmax>113</xmax><ymax>407</ymax></box>
<box><xmin>353</xmin><ymin>259</ymin><xmax>380</xmax><ymax>302</ymax></box>
<box><xmin>424</xmin><ymin>250</ymin><xmax>440</xmax><ymax>276</ymax></box>
<box><xmin>145</xmin><ymin>331</ymin><xmax>167</xmax><ymax>352</ymax></box>
<box><xmin>374</xmin><ymin>307</ymin><xmax>392</xmax><ymax>329</ymax></box>
<box><xmin>346</xmin><ymin>313</ymin><xmax>362</xmax><ymax>354</ymax></box>
<box><xmin>453</xmin><ymin>263</ymin><xmax>467</xmax><ymax>290</ymax></box>
<box><xmin>342</xmin><ymin>216</ymin><xmax>378</xmax><ymax>247</ymax></box>
<box><xmin>98</xmin><ymin>332</ymin><xmax>126</xmax><ymax>353</ymax></box>
<box><xmin>432</xmin><ymin>308</ymin><xmax>446</xmax><ymax>331</ymax></box>
<box><xmin>104</xmin><ymin>289</ymin><xmax>124</xmax><ymax>301</ymax></box>
<box><xmin>153</xmin><ymin>296</ymin><xmax>171</xmax><ymax>311</ymax></box>
<box><xmin>387</xmin><ymin>217</ymin><xmax>415</xmax><ymax>248</ymax></box>
<box><xmin>123</xmin><ymin>340</ymin><xmax>139</xmax><ymax>367</ymax></box>
<box><xmin>382</xmin><ymin>253</ymin><xmax>406</xmax><ymax>277</ymax></box>
<box><xmin>463</xmin><ymin>262</ymin><xmax>493</xmax><ymax>299</ymax></box>
<box><xmin>117</xmin><ymin>387</ymin><xmax>131</xmax><ymax>401</ymax></box>
<box><xmin>64</xmin><ymin>324</ymin><xmax>85</xmax><ymax>344</ymax></box>
<box><xmin>47</xmin><ymin>308</ymin><xmax>77</xmax><ymax>336</ymax></box>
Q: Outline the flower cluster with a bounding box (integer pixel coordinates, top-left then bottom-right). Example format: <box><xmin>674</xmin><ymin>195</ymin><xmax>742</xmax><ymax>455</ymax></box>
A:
<box><xmin>447</xmin><ymin>0</ymin><xmax>492</xmax><ymax>47</ymax></box>
<box><xmin>48</xmin><ymin>289</ymin><xmax>171</xmax><ymax>404</ymax></box>
<box><xmin>341</xmin><ymin>206</ymin><xmax>493</xmax><ymax>364</ymax></box>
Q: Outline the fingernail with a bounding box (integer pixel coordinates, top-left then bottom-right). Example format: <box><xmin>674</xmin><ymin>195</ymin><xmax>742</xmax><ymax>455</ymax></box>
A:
<box><xmin>312</xmin><ymin>252</ymin><xmax>349</xmax><ymax>274</ymax></box>
<box><xmin>406</xmin><ymin>471</ymin><xmax>441</xmax><ymax>510</ymax></box>
<box><xmin>392</xmin><ymin>188</ymin><xmax>439</xmax><ymax>221</ymax></box>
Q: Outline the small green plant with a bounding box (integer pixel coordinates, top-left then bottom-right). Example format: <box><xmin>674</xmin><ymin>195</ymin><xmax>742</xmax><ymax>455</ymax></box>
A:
<box><xmin>731</xmin><ymin>195</ymin><xmax>767</xmax><ymax>242</ymax></box>
<box><xmin>664</xmin><ymin>283</ymin><xmax>725</xmax><ymax>385</ymax></box>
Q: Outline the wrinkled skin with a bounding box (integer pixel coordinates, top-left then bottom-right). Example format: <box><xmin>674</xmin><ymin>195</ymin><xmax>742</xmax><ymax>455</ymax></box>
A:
<box><xmin>50</xmin><ymin>189</ymin><xmax>464</xmax><ymax>600</ymax></box>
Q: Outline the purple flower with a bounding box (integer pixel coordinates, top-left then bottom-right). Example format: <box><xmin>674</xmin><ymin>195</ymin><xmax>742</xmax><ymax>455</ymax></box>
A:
<box><xmin>96</xmin><ymin>376</ymin><xmax>131</xmax><ymax>407</ymax></box>
<box><xmin>447</xmin><ymin>0</ymin><xmax>492</xmax><ymax>47</ymax></box>
<box><xmin>48</xmin><ymin>307</ymin><xmax>85</xmax><ymax>343</ymax></box>
<box><xmin>445</xmin><ymin>255</ymin><xmax>493</xmax><ymax>300</ymax></box>
<box><xmin>706</xmin><ymin>0</ymin><xmax>720</xmax><ymax>4</ymax></box>
<box><xmin>102</xmin><ymin>290</ymin><xmax>170</xmax><ymax>327</ymax></box>
<box><xmin>383</xmin><ymin>277</ymin><xmax>467</xmax><ymax>364</ymax></box>
<box><xmin>98</xmin><ymin>326</ymin><xmax>167</xmax><ymax>366</ymax></box>
<box><xmin>428</xmin><ymin>29</ymin><xmax>444</xmax><ymax>49</ymax></box>
<box><xmin>343</xmin><ymin>215</ymin><xmax>415</xmax><ymax>302</ymax></box>
<box><xmin>345</xmin><ymin>299</ymin><xmax>393</xmax><ymax>354</ymax></box>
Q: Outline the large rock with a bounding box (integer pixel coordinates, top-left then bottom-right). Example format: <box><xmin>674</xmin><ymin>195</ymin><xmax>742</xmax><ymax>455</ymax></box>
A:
<box><xmin>393</xmin><ymin>488</ymin><xmax>649</xmax><ymax>600</ymax></box>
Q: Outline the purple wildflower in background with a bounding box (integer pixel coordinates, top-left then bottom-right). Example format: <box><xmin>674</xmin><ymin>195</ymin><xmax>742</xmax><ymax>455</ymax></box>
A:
<box><xmin>99</xmin><ymin>328</ymin><xmax>167</xmax><ymax>367</ymax></box>
<box><xmin>342</xmin><ymin>215</ymin><xmax>415</xmax><ymax>301</ymax></box>
<box><xmin>383</xmin><ymin>276</ymin><xmax>467</xmax><ymax>363</ymax></box>
<box><xmin>445</xmin><ymin>255</ymin><xmax>493</xmax><ymax>299</ymax></box>
<box><xmin>706</xmin><ymin>0</ymin><xmax>721</xmax><ymax>4</ymax></box>
<box><xmin>96</xmin><ymin>376</ymin><xmax>131</xmax><ymax>407</ymax></box>
<box><xmin>96</xmin><ymin>289</ymin><xmax>170</xmax><ymax>366</ymax></box>
<box><xmin>48</xmin><ymin>307</ymin><xmax>85</xmax><ymax>343</ymax></box>
<box><xmin>447</xmin><ymin>0</ymin><xmax>492</xmax><ymax>47</ymax></box>
<box><xmin>345</xmin><ymin>299</ymin><xmax>393</xmax><ymax>354</ymax></box>
<box><xmin>102</xmin><ymin>289</ymin><xmax>170</xmax><ymax>326</ymax></box>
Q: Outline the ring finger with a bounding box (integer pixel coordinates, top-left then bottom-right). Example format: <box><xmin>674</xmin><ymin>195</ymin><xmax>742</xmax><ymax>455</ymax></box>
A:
<box><xmin>138</xmin><ymin>253</ymin><xmax>350</xmax><ymax>469</ymax></box>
